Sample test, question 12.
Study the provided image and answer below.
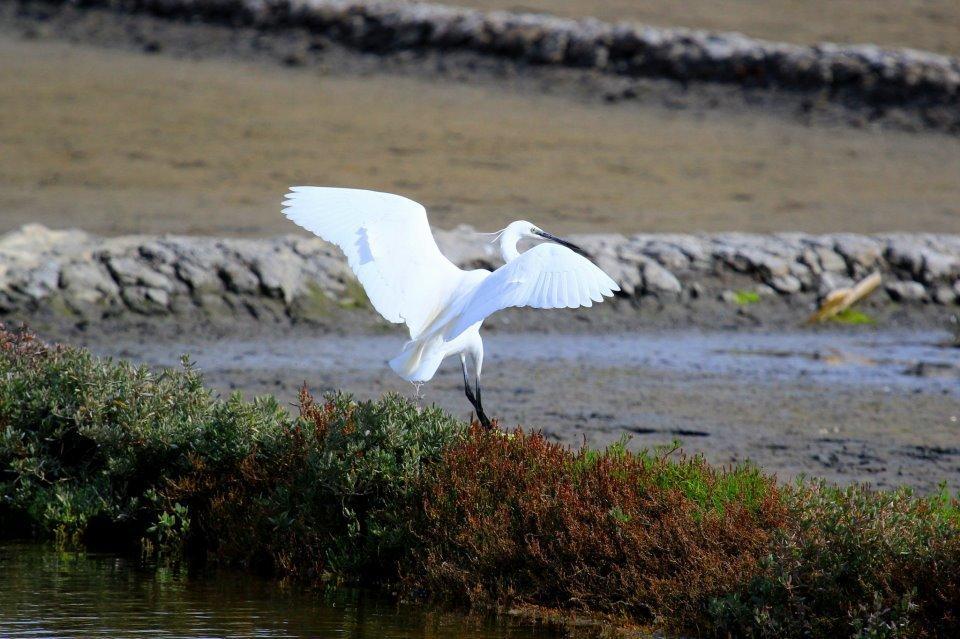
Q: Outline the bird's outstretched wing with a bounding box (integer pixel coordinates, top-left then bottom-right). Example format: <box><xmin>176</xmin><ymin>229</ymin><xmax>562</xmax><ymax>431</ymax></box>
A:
<box><xmin>283</xmin><ymin>187</ymin><xmax>464</xmax><ymax>339</ymax></box>
<box><xmin>446</xmin><ymin>243</ymin><xmax>619</xmax><ymax>337</ymax></box>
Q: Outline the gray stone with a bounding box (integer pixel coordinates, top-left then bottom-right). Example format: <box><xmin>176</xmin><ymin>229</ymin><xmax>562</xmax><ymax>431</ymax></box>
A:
<box><xmin>640</xmin><ymin>260</ymin><xmax>682</xmax><ymax>295</ymax></box>
<box><xmin>768</xmin><ymin>274</ymin><xmax>802</xmax><ymax>294</ymax></box>
<box><xmin>176</xmin><ymin>260</ymin><xmax>222</xmax><ymax>293</ymax></box>
<box><xmin>833</xmin><ymin>235</ymin><xmax>882</xmax><ymax>271</ymax></box>
<box><xmin>121</xmin><ymin>286</ymin><xmax>171</xmax><ymax>314</ymax></box>
<box><xmin>921</xmin><ymin>250</ymin><xmax>960</xmax><ymax>282</ymax></box>
<box><xmin>884</xmin><ymin>237</ymin><xmax>926</xmax><ymax>277</ymax></box>
<box><xmin>932</xmin><ymin>286</ymin><xmax>958</xmax><ymax>305</ymax></box>
<box><xmin>250</xmin><ymin>247</ymin><xmax>308</xmax><ymax>304</ymax></box>
<box><xmin>218</xmin><ymin>260</ymin><xmax>260</xmax><ymax>295</ymax></box>
<box><xmin>595</xmin><ymin>253</ymin><xmax>642</xmax><ymax>296</ymax></box>
<box><xmin>1</xmin><ymin>224</ymin><xmax>958</xmax><ymax>321</ymax></box>
<box><xmin>643</xmin><ymin>242</ymin><xmax>690</xmax><ymax>271</ymax></box>
<box><xmin>16</xmin><ymin>262</ymin><xmax>60</xmax><ymax>301</ymax></box>
<box><xmin>60</xmin><ymin>261</ymin><xmax>120</xmax><ymax>305</ymax></box>
<box><xmin>815</xmin><ymin>247</ymin><xmax>848</xmax><ymax>273</ymax></box>
<box><xmin>885</xmin><ymin>281</ymin><xmax>927</xmax><ymax>302</ymax></box>
<box><xmin>816</xmin><ymin>272</ymin><xmax>855</xmax><ymax>298</ymax></box>
<box><xmin>106</xmin><ymin>256</ymin><xmax>175</xmax><ymax>292</ymax></box>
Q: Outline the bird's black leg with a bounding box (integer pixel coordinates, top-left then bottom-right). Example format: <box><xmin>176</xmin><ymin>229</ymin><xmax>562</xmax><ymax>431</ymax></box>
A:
<box><xmin>461</xmin><ymin>357</ymin><xmax>491</xmax><ymax>429</ymax></box>
<box><xmin>474</xmin><ymin>378</ymin><xmax>492</xmax><ymax>430</ymax></box>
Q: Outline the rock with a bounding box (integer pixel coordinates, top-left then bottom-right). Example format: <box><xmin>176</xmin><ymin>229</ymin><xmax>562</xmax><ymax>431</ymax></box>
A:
<box><xmin>719</xmin><ymin>290</ymin><xmax>740</xmax><ymax>305</ymax></box>
<box><xmin>642</xmin><ymin>241</ymin><xmax>690</xmax><ymax>271</ymax></box>
<box><xmin>176</xmin><ymin>260</ymin><xmax>222</xmax><ymax>293</ymax></box>
<box><xmin>121</xmin><ymin>286</ymin><xmax>171</xmax><ymax>314</ymax></box>
<box><xmin>885</xmin><ymin>281</ymin><xmax>927</xmax><ymax>302</ymax></box>
<box><xmin>833</xmin><ymin>234</ymin><xmax>882</xmax><ymax>271</ymax></box>
<box><xmin>932</xmin><ymin>286</ymin><xmax>957</xmax><ymax>305</ymax></box>
<box><xmin>60</xmin><ymin>260</ymin><xmax>120</xmax><ymax>305</ymax></box>
<box><xmin>595</xmin><ymin>252</ymin><xmax>642</xmax><ymax>296</ymax></box>
<box><xmin>921</xmin><ymin>250</ymin><xmax>960</xmax><ymax>283</ymax></box>
<box><xmin>249</xmin><ymin>247</ymin><xmax>308</xmax><ymax>304</ymax></box>
<box><xmin>816</xmin><ymin>272</ymin><xmax>855</xmax><ymax>298</ymax></box>
<box><xmin>217</xmin><ymin>260</ymin><xmax>260</xmax><ymax>295</ymax></box>
<box><xmin>815</xmin><ymin>247</ymin><xmax>848</xmax><ymax>273</ymax></box>
<box><xmin>768</xmin><ymin>274</ymin><xmax>802</xmax><ymax>294</ymax></box>
<box><xmin>16</xmin><ymin>262</ymin><xmax>60</xmax><ymax>301</ymax></box>
<box><xmin>884</xmin><ymin>236</ymin><xmax>926</xmax><ymax>277</ymax></box>
<box><xmin>0</xmin><ymin>224</ymin><xmax>89</xmax><ymax>258</ymax></box>
<box><xmin>755</xmin><ymin>284</ymin><xmax>777</xmax><ymax>297</ymax></box>
<box><xmin>106</xmin><ymin>256</ymin><xmax>175</xmax><ymax>292</ymax></box>
<box><xmin>640</xmin><ymin>260</ymin><xmax>681</xmax><ymax>295</ymax></box>
<box><xmin>0</xmin><ymin>224</ymin><xmax>957</xmax><ymax>321</ymax></box>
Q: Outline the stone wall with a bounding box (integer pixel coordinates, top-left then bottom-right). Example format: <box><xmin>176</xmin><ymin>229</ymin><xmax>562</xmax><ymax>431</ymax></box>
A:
<box><xmin>32</xmin><ymin>0</ymin><xmax>960</xmax><ymax>115</ymax></box>
<box><xmin>1</xmin><ymin>225</ymin><xmax>957</xmax><ymax>322</ymax></box>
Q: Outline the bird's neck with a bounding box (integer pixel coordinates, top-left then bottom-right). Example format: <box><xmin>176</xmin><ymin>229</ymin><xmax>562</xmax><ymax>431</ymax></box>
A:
<box><xmin>498</xmin><ymin>228</ymin><xmax>522</xmax><ymax>262</ymax></box>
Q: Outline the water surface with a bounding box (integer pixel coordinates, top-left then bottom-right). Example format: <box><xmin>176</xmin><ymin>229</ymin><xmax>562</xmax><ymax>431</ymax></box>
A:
<box><xmin>0</xmin><ymin>544</ymin><xmax>555</xmax><ymax>639</ymax></box>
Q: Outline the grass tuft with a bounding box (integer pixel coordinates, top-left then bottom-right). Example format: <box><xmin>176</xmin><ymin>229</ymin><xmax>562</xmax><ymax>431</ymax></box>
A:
<box><xmin>733</xmin><ymin>290</ymin><xmax>761</xmax><ymax>305</ymax></box>
<box><xmin>830</xmin><ymin>308</ymin><xmax>877</xmax><ymax>325</ymax></box>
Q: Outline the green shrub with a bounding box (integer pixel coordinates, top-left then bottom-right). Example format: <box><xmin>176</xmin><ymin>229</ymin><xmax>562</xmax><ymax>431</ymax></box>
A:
<box><xmin>167</xmin><ymin>387</ymin><xmax>464</xmax><ymax>582</ymax></box>
<box><xmin>710</xmin><ymin>483</ymin><xmax>960</xmax><ymax>638</ymax></box>
<box><xmin>0</xmin><ymin>327</ymin><xmax>288</xmax><ymax>545</ymax></box>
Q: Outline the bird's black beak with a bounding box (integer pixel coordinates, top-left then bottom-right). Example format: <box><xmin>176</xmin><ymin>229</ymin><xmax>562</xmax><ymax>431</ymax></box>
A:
<box><xmin>532</xmin><ymin>229</ymin><xmax>589</xmax><ymax>257</ymax></box>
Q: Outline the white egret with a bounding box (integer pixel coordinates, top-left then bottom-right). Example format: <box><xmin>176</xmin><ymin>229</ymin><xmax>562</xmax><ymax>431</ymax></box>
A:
<box><xmin>282</xmin><ymin>187</ymin><xmax>619</xmax><ymax>427</ymax></box>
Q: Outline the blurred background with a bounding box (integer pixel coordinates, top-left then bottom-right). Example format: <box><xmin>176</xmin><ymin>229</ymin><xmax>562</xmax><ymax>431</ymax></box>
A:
<box><xmin>2</xmin><ymin>0</ymin><xmax>958</xmax><ymax>237</ymax></box>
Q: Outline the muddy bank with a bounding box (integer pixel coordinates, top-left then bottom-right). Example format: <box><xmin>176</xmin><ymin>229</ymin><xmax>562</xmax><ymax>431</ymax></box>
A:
<box><xmin>69</xmin><ymin>328</ymin><xmax>960</xmax><ymax>494</ymax></box>
<box><xmin>2</xmin><ymin>225</ymin><xmax>958</xmax><ymax>330</ymax></box>
<box><xmin>13</xmin><ymin>0</ymin><xmax>960</xmax><ymax>134</ymax></box>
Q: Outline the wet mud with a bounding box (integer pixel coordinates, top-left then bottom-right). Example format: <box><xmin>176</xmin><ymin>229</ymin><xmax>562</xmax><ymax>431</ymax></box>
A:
<box><xmin>64</xmin><ymin>326</ymin><xmax>960</xmax><ymax>494</ymax></box>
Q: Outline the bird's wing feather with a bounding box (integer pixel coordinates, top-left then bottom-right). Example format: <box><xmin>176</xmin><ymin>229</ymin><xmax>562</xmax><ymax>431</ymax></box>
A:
<box><xmin>447</xmin><ymin>243</ymin><xmax>619</xmax><ymax>337</ymax></box>
<box><xmin>282</xmin><ymin>187</ymin><xmax>464</xmax><ymax>339</ymax></box>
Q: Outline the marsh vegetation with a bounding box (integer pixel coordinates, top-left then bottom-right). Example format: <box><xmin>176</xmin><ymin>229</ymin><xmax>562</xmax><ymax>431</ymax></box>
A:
<box><xmin>2</xmin><ymin>326</ymin><xmax>958</xmax><ymax>637</ymax></box>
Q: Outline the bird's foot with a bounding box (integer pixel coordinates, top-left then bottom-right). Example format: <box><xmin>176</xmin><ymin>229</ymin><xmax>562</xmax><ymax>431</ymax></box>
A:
<box><xmin>464</xmin><ymin>383</ymin><xmax>492</xmax><ymax>429</ymax></box>
<box><xmin>475</xmin><ymin>409</ymin><xmax>492</xmax><ymax>430</ymax></box>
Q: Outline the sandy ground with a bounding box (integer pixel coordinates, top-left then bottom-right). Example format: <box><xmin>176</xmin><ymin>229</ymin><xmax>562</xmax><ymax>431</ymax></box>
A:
<box><xmin>63</xmin><ymin>326</ymin><xmax>960</xmax><ymax>495</ymax></box>
<box><xmin>461</xmin><ymin>0</ymin><xmax>960</xmax><ymax>56</ymax></box>
<box><xmin>2</xmin><ymin>29</ymin><xmax>960</xmax><ymax>237</ymax></box>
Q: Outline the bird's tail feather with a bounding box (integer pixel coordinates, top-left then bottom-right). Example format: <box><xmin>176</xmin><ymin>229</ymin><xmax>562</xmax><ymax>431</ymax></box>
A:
<box><xmin>389</xmin><ymin>336</ymin><xmax>445</xmax><ymax>383</ymax></box>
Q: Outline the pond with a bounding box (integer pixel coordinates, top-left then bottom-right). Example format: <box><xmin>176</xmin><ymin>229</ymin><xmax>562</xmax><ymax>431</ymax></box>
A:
<box><xmin>0</xmin><ymin>544</ymin><xmax>559</xmax><ymax>638</ymax></box>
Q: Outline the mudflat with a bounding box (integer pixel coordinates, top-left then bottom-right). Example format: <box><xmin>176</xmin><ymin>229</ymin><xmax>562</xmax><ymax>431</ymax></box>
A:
<box><xmin>2</xmin><ymin>32</ymin><xmax>959</xmax><ymax>237</ymax></box>
<box><xmin>68</xmin><ymin>327</ymin><xmax>960</xmax><ymax>494</ymax></box>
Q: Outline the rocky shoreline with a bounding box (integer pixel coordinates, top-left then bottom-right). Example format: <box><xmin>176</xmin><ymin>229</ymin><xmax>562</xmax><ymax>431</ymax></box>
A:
<box><xmin>15</xmin><ymin>0</ymin><xmax>960</xmax><ymax>133</ymax></box>
<box><xmin>2</xmin><ymin>225</ymin><xmax>958</xmax><ymax>328</ymax></box>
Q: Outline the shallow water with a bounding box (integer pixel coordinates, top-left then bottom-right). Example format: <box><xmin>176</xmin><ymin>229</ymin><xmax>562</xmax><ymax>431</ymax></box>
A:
<box><xmin>0</xmin><ymin>544</ymin><xmax>555</xmax><ymax>639</ymax></box>
<box><xmin>106</xmin><ymin>329</ymin><xmax>960</xmax><ymax>397</ymax></box>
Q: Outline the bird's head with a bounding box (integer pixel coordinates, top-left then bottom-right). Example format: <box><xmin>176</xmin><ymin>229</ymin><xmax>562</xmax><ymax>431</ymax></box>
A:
<box><xmin>509</xmin><ymin>220</ymin><xmax>588</xmax><ymax>256</ymax></box>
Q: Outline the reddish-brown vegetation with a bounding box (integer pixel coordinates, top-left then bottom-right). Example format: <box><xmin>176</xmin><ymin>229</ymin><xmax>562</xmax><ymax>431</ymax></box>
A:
<box><xmin>407</xmin><ymin>426</ymin><xmax>787</xmax><ymax>630</ymax></box>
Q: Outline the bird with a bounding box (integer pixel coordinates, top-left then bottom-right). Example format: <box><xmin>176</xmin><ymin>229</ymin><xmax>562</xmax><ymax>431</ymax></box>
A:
<box><xmin>282</xmin><ymin>186</ymin><xmax>619</xmax><ymax>428</ymax></box>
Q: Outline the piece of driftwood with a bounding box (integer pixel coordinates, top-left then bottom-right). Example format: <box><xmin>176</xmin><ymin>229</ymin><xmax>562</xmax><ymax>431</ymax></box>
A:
<box><xmin>807</xmin><ymin>271</ymin><xmax>882</xmax><ymax>324</ymax></box>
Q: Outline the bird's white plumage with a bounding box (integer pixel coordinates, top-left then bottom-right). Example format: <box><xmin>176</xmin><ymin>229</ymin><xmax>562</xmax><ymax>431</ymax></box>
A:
<box><xmin>281</xmin><ymin>187</ymin><xmax>620</xmax><ymax>388</ymax></box>
<box><xmin>282</xmin><ymin>187</ymin><xmax>464</xmax><ymax>339</ymax></box>
<box><xmin>444</xmin><ymin>243</ymin><xmax>619</xmax><ymax>337</ymax></box>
